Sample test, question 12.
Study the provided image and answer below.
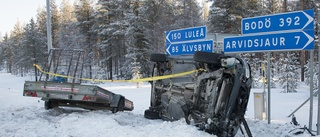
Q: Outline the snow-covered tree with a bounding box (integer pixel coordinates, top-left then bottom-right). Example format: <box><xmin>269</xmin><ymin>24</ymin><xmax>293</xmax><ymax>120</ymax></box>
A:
<box><xmin>140</xmin><ymin>0</ymin><xmax>175</xmax><ymax>53</ymax></box>
<box><xmin>243</xmin><ymin>0</ymin><xmax>268</xmax><ymax>17</ymax></box>
<box><xmin>22</xmin><ymin>18</ymin><xmax>47</xmax><ymax>76</ymax></box>
<box><xmin>0</xmin><ymin>33</ymin><xmax>11</xmax><ymax>72</ymax></box>
<box><xmin>74</xmin><ymin>0</ymin><xmax>96</xmax><ymax>79</ymax></box>
<box><xmin>304</xmin><ymin>60</ymin><xmax>318</xmax><ymax>90</ymax></box>
<box><xmin>0</xmin><ymin>36</ymin><xmax>4</xmax><ymax>69</ymax></box>
<box><xmin>9</xmin><ymin>21</ymin><xmax>25</xmax><ymax>75</ymax></box>
<box><xmin>264</xmin><ymin>0</ymin><xmax>283</xmax><ymax>13</ymax></box>
<box><xmin>172</xmin><ymin>0</ymin><xmax>203</xmax><ymax>28</ymax></box>
<box><xmin>48</xmin><ymin>0</ymin><xmax>61</xmax><ymax>49</ymax></box>
<box><xmin>94</xmin><ymin>0</ymin><xmax>130</xmax><ymax>79</ymax></box>
<box><xmin>94</xmin><ymin>0</ymin><xmax>111</xmax><ymax>79</ymax></box>
<box><xmin>0</xmin><ymin>32</ymin><xmax>2</xmax><ymax>42</ymax></box>
<box><xmin>58</xmin><ymin>0</ymin><xmax>77</xmax><ymax>50</ymax></box>
<box><xmin>60</xmin><ymin>0</ymin><xmax>76</xmax><ymax>23</ymax></box>
<box><xmin>122</xmin><ymin>0</ymin><xmax>151</xmax><ymax>79</ymax></box>
<box><xmin>36</xmin><ymin>7</ymin><xmax>48</xmax><ymax>41</ymax></box>
<box><xmin>278</xmin><ymin>52</ymin><xmax>300</xmax><ymax>93</ymax></box>
<box><xmin>207</xmin><ymin>0</ymin><xmax>245</xmax><ymax>33</ymax></box>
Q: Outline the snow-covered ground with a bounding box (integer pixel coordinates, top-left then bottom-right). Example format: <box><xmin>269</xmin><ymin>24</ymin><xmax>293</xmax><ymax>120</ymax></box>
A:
<box><xmin>0</xmin><ymin>73</ymin><xmax>318</xmax><ymax>137</ymax></box>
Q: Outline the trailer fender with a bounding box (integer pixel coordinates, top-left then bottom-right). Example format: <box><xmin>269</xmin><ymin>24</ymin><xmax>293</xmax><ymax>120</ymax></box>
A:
<box><xmin>110</xmin><ymin>94</ymin><xmax>122</xmax><ymax>107</ymax></box>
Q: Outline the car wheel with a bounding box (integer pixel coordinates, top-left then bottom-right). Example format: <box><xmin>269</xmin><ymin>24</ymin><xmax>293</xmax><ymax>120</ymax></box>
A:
<box><xmin>185</xmin><ymin>112</ymin><xmax>193</xmax><ymax>125</ymax></box>
<box><xmin>144</xmin><ymin>109</ymin><xmax>161</xmax><ymax>119</ymax></box>
<box><xmin>44</xmin><ymin>101</ymin><xmax>52</xmax><ymax>110</ymax></box>
<box><xmin>193</xmin><ymin>51</ymin><xmax>221</xmax><ymax>67</ymax></box>
<box><xmin>150</xmin><ymin>53</ymin><xmax>167</xmax><ymax>62</ymax></box>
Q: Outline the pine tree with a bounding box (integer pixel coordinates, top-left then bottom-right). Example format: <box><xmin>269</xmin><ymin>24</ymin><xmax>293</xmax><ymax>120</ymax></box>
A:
<box><xmin>75</xmin><ymin>0</ymin><xmax>96</xmax><ymax>79</ymax></box>
<box><xmin>50</xmin><ymin>0</ymin><xmax>60</xmax><ymax>48</ymax></box>
<box><xmin>36</xmin><ymin>7</ymin><xmax>48</xmax><ymax>41</ymax></box>
<box><xmin>122</xmin><ymin>0</ymin><xmax>151</xmax><ymax>79</ymax></box>
<box><xmin>140</xmin><ymin>0</ymin><xmax>175</xmax><ymax>53</ymax></box>
<box><xmin>278</xmin><ymin>52</ymin><xmax>300</xmax><ymax>93</ymax></box>
<box><xmin>207</xmin><ymin>0</ymin><xmax>245</xmax><ymax>33</ymax></box>
<box><xmin>9</xmin><ymin>21</ymin><xmax>25</xmax><ymax>76</ymax></box>
<box><xmin>304</xmin><ymin>60</ymin><xmax>318</xmax><ymax>90</ymax></box>
<box><xmin>58</xmin><ymin>0</ymin><xmax>77</xmax><ymax>50</ymax></box>
<box><xmin>172</xmin><ymin>0</ymin><xmax>203</xmax><ymax>28</ymax></box>
<box><xmin>264</xmin><ymin>0</ymin><xmax>283</xmax><ymax>13</ymax></box>
<box><xmin>0</xmin><ymin>32</ymin><xmax>2</xmax><ymax>42</ymax></box>
<box><xmin>93</xmin><ymin>0</ymin><xmax>165</xmax><ymax>79</ymax></box>
<box><xmin>94</xmin><ymin>0</ymin><xmax>130</xmax><ymax>79</ymax></box>
<box><xmin>22</xmin><ymin>18</ymin><xmax>47</xmax><ymax>76</ymax></box>
<box><xmin>0</xmin><ymin>33</ymin><xmax>10</xmax><ymax>71</ymax></box>
<box><xmin>243</xmin><ymin>0</ymin><xmax>268</xmax><ymax>17</ymax></box>
<box><xmin>60</xmin><ymin>0</ymin><xmax>76</xmax><ymax>23</ymax></box>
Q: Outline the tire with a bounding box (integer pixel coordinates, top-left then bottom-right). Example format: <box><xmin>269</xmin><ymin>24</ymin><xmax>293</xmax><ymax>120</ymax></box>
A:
<box><xmin>144</xmin><ymin>109</ymin><xmax>161</xmax><ymax>119</ymax></box>
<box><xmin>193</xmin><ymin>51</ymin><xmax>221</xmax><ymax>67</ymax></box>
<box><xmin>44</xmin><ymin>101</ymin><xmax>52</xmax><ymax>110</ymax></box>
<box><xmin>44</xmin><ymin>100</ymin><xmax>58</xmax><ymax>110</ymax></box>
<box><xmin>185</xmin><ymin>112</ymin><xmax>193</xmax><ymax>125</ymax></box>
<box><xmin>150</xmin><ymin>53</ymin><xmax>167</xmax><ymax>62</ymax></box>
<box><xmin>112</xmin><ymin>107</ymin><xmax>118</xmax><ymax>113</ymax></box>
<box><xmin>112</xmin><ymin>98</ymin><xmax>125</xmax><ymax>113</ymax></box>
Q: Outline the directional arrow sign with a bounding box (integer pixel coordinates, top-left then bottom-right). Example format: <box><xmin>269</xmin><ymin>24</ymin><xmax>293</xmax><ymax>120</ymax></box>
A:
<box><xmin>166</xmin><ymin>26</ymin><xmax>206</xmax><ymax>43</ymax></box>
<box><xmin>166</xmin><ymin>40</ymin><xmax>213</xmax><ymax>55</ymax></box>
<box><xmin>242</xmin><ymin>9</ymin><xmax>314</xmax><ymax>34</ymax></box>
<box><xmin>224</xmin><ymin>29</ymin><xmax>314</xmax><ymax>53</ymax></box>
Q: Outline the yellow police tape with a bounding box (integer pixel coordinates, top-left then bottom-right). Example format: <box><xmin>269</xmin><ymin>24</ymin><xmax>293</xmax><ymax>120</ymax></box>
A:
<box><xmin>33</xmin><ymin>64</ymin><xmax>205</xmax><ymax>83</ymax></box>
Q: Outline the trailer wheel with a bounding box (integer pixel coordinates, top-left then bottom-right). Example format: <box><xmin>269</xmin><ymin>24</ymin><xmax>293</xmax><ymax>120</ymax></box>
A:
<box><xmin>150</xmin><ymin>53</ymin><xmax>167</xmax><ymax>62</ymax></box>
<box><xmin>144</xmin><ymin>109</ymin><xmax>161</xmax><ymax>119</ymax></box>
<box><xmin>111</xmin><ymin>107</ymin><xmax>118</xmax><ymax>113</ymax></box>
<box><xmin>185</xmin><ymin>112</ymin><xmax>194</xmax><ymax>125</ymax></box>
<box><xmin>45</xmin><ymin>101</ymin><xmax>51</xmax><ymax>110</ymax></box>
<box><xmin>45</xmin><ymin>101</ymin><xmax>53</xmax><ymax>110</ymax></box>
<box><xmin>112</xmin><ymin>98</ymin><xmax>125</xmax><ymax>113</ymax></box>
<box><xmin>44</xmin><ymin>100</ymin><xmax>58</xmax><ymax>110</ymax></box>
<box><xmin>193</xmin><ymin>51</ymin><xmax>221</xmax><ymax>67</ymax></box>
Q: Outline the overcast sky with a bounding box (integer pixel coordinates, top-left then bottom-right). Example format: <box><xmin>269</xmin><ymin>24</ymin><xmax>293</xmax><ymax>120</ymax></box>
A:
<box><xmin>0</xmin><ymin>0</ymin><xmax>65</xmax><ymax>36</ymax></box>
<box><xmin>0</xmin><ymin>0</ymin><xmax>205</xmax><ymax>37</ymax></box>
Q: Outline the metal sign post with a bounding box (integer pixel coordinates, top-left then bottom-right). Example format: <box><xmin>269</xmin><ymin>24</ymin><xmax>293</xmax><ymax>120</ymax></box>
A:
<box><xmin>46</xmin><ymin>0</ymin><xmax>52</xmax><ymax>52</ymax></box>
<box><xmin>267</xmin><ymin>52</ymin><xmax>271</xmax><ymax>124</ymax></box>
<box><xmin>317</xmin><ymin>10</ymin><xmax>320</xmax><ymax>135</ymax></box>
<box><xmin>318</xmin><ymin>43</ymin><xmax>320</xmax><ymax>135</ymax></box>
<box><xmin>309</xmin><ymin>50</ymin><xmax>314</xmax><ymax>130</ymax></box>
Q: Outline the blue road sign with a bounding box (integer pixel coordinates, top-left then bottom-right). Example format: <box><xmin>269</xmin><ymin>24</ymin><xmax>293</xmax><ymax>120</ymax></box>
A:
<box><xmin>166</xmin><ymin>26</ymin><xmax>206</xmax><ymax>43</ymax></box>
<box><xmin>166</xmin><ymin>40</ymin><xmax>213</xmax><ymax>55</ymax></box>
<box><xmin>224</xmin><ymin>29</ymin><xmax>314</xmax><ymax>53</ymax></box>
<box><xmin>242</xmin><ymin>9</ymin><xmax>314</xmax><ymax>34</ymax></box>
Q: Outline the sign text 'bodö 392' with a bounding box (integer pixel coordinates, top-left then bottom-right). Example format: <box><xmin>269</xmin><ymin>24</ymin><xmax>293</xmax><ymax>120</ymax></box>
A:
<box><xmin>241</xmin><ymin>9</ymin><xmax>314</xmax><ymax>34</ymax></box>
<box><xmin>224</xmin><ymin>9</ymin><xmax>314</xmax><ymax>53</ymax></box>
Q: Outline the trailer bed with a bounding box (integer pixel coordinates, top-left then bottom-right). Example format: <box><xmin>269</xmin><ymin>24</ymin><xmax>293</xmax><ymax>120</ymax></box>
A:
<box><xmin>23</xmin><ymin>81</ymin><xmax>133</xmax><ymax>112</ymax></box>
